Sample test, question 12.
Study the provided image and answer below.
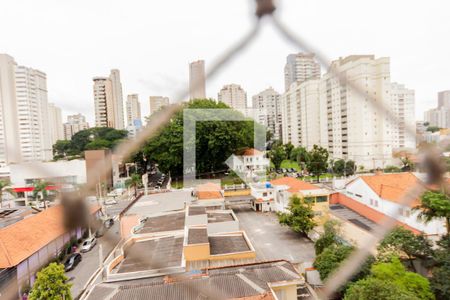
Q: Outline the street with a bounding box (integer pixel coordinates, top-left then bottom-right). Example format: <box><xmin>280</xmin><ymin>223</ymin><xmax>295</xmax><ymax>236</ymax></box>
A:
<box><xmin>233</xmin><ymin>205</ymin><xmax>316</xmax><ymax>263</ymax></box>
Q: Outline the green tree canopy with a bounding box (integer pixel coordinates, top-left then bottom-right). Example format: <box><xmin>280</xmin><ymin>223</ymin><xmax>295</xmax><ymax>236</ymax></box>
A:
<box><xmin>268</xmin><ymin>142</ymin><xmax>287</xmax><ymax>169</ymax></box>
<box><xmin>332</xmin><ymin>159</ymin><xmax>356</xmax><ymax>176</ymax></box>
<box><xmin>29</xmin><ymin>263</ymin><xmax>72</xmax><ymax>300</ymax></box>
<box><xmin>313</xmin><ymin>244</ymin><xmax>354</xmax><ymax>280</ymax></box>
<box><xmin>305</xmin><ymin>145</ymin><xmax>329</xmax><ymax>181</ymax></box>
<box><xmin>0</xmin><ymin>179</ymin><xmax>15</xmax><ymax>208</ymax></box>
<box><xmin>314</xmin><ymin>219</ymin><xmax>342</xmax><ymax>255</ymax></box>
<box><xmin>416</xmin><ymin>191</ymin><xmax>450</xmax><ymax>234</ymax></box>
<box><xmin>430</xmin><ymin>235</ymin><xmax>450</xmax><ymax>299</ymax></box>
<box><xmin>278</xmin><ymin>195</ymin><xmax>316</xmax><ymax>235</ymax></box>
<box><xmin>289</xmin><ymin>146</ymin><xmax>310</xmax><ymax>165</ymax></box>
<box><xmin>378</xmin><ymin>226</ymin><xmax>433</xmax><ymax>270</ymax></box>
<box><xmin>53</xmin><ymin>127</ymin><xmax>128</xmax><ymax>160</ymax></box>
<box><xmin>125</xmin><ymin>173</ymin><xmax>142</xmax><ymax>196</ymax></box>
<box><xmin>134</xmin><ymin>99</ymin><xmax>264</xmax><ymax>175</ymax></box>
<box><xmin>344</xmin><ymin>277</ymin><xmax>420</xmax><ymax>300</ymax></box>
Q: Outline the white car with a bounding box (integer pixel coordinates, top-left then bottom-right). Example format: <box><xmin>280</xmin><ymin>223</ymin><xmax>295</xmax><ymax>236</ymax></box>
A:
<box><xmin>104</xmin><ymin>198</ymin><xmax>118</xmax><ymax>206</ymax></box>
<box><xmin>80</xmin><ymin>237</ymin><xmax>97</xmax><ymax>253</ymax></box>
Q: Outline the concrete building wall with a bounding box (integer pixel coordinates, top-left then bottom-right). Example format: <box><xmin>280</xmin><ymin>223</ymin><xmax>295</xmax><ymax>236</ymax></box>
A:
<box><xmin>64</xmin><ymin>113</ymin><xmax>89</xmax><ymax>140</ymax></box>
<box><xmin>47</xmin><ymin>103</ymin><xmax>64</xmax><ymax>145</ymax></box>
<box><xmin>284</xmin><ymin>53</ymin><xmax>320</xmax><ymax>91</ymax></box>
<box><xmin>391</xmin><ymin>83</ymin><xmax>416</xmax><ymax>149</ymax></box>
<box><xmin>149</xmin><ymin>96</ymin><xmax>169</xmax><ymax>115</ymax></box>
<box><xmin>252</xmin><ymin>87</ymin><xmax>282</xmax><ymax>140</ymax></box>
<box><xmin>126</xmin><ymin>94</ymin><xmax>141</xmax><ymax>126</ymax></box>
<box><xmin>0</xmin><ymin>54</ymin><xmax>21</xmax><ymax>165</ymax></box>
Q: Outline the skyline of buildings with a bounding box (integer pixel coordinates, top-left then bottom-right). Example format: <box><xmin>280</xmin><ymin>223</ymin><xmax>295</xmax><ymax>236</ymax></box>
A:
<box><xmin>425</xmin><ymin>90</ymin><xmax>450</xmax><ymax>128</ymax></box>
<box><xmin>284</xmin><ymin>53</ymin><xmax>321</xmax><ymax>91</ymax></box>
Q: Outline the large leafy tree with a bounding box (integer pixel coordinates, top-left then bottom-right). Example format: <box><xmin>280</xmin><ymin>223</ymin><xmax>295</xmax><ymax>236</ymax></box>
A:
<box><xmin>135</xmin><ymin>99</ymin><xmax>264</xmax><ymax>176</ymax></box>
<box><xmin>53</xmin><ymin>127</ymin><xmax>128</xmax><ymax>160</ymax></box>
<box><xmin>415</xmin><ymin>191</ymin><xmax>450</xmax><ymax>234</ymax></box>
<box><xmin>313</xmin><ymin>244</ymin><xmax>354</xmax><ymax>280</ymax></box>
<box><xmin>29</xmin><ymin>263</ymin><xmax>72</xmax><ymax>300</ymax></box>
<box><xmin>305</xmin><ymin>145</ymin><xmax>329</xmax><ymax>181</ymax></box>
<box><xmin>290</xmin><ymin>146</ymin><xmax>310</xmax><ymax>166</ymax></box>
<box><xmin>430</xmin><ymin>235</ymin><xmax>450</xmax><ymax>300</ymax></box>
<box><xmin>278</xmin><ymin>195</ymin><xmax>316</xmax><ymax>235</ymax></box>
<box><xmin>347</xmin><ymin>257</ymin><xmax>434</xmax><ymax>300</ymax></box>
<box><xmin>0</xmin><ymin>179</ymin><xmax>15</xmax><ymax>208</ymax></box>
<box><xmin>314</xmin><ymin>219</ymin><xmax>342</xmax><ymax>255</ymax></box>
<box><xmin>344</xmin><ymin>277</ymin><xmax>420</xmax><ymax>300</ymax></box>
<box><xmin>332</xmin><ymin>159</ymin><xmax>356</xmax><ymax>176</ymax></box>
<box><xmin>378</xmin><ymin>226</ymin><xmax>433</xmax><ymax>271</ymax></box>
<box><xmin>268</xmin><ymin>142</ymin><xmax>287</xmax><ymax>169</ymax></box>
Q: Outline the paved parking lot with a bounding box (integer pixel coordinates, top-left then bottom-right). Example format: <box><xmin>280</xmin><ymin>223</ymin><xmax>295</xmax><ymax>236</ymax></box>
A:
<box><xmin>232</xmin><ymin>205</ymin><xmax>316</xmax><ymax>263</ymax></box>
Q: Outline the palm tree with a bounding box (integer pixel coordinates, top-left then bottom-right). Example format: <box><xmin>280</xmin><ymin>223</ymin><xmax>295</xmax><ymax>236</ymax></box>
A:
<box><xmin>0</xmin><ymin>179</ymin><xmax>16</xmax><ymax>208</ymax></box>
<box><xmin>125</xmin><ymin>174</ymin><xmax>142</xmax><ymax>197</ymax></box>
<box><xmin>415</xmin><ymin>190</ymin><xmax>450</xmax><ymax>234</ymax></box>
<box><xmin>32</xmin><ymin>180</ymin><xmax>49</xmax><ymax>209</ymax></box>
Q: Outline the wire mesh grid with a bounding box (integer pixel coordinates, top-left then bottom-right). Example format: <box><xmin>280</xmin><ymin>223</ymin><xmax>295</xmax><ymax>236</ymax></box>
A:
<box><xmin>3</xmin><ymin>1</ymin><xmax>448</xmax><ymax>299</ymax></box>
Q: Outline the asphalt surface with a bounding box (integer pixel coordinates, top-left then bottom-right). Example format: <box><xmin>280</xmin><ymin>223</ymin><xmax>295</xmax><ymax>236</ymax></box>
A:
<box><xmin>232</xmin><ymin>205</ymin><xmax>316</xmax><ymax>263</ymax></box>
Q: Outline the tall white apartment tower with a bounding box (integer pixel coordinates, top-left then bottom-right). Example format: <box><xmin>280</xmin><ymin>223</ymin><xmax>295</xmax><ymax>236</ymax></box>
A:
<box><xmin>284</xmin><ymin>53</ymin><xmax>321</xmax><ymax>91</ymax></box>
<box><xmin>189</xmin><ymin>60</ymin><xmax>206</xmax><ymax>100</ymax></box>
<box><xmin>391</xmin><ymin>83</ymin><xmax>416</xmax><ymax>149</ymax></box>
<box><xmin>93</xmin><ymin>69</ymin><xmax>125</xmax><ymax>129</ymax></box>
<box><xmin>15</xmin><ymin>65</ymin><xmax>53</xmax><ymax>161</ymax></box>
<box><xmin>0</xmin><ymin>54</ymin><xmax>21</xmax><ymax>165</ymax></box>
<box><xmin>126</xmin><ymin>94</ymin><xmax>141</xmax><ymax>126</ymax></box>
<box><xmin>321</xmin><ymin>55</ymin><xmax>394</xmax><ymax>169</ymax></box>
<box><xmin>252</xmin><ymin>87</ymin><xmax>282</xmax><ymax>141</ymax></box>
<box><xmin>109</xmin><ymin>69</ymin><xmax>125</xmax><ymax>129</ymax></box>
<box><xmin>47</xmin><ymin>103</ymin><xmax>64</xmax><ymax>144</ymax></box>
<box><xmin>281</xmin><ymin>79</ymin><xmax>325</xmax><ymax>149</ymax></box>
<box><xmin>218</xmin><ymin>84</ymin><xmax>247</xmax><ymax>110</ymax></box>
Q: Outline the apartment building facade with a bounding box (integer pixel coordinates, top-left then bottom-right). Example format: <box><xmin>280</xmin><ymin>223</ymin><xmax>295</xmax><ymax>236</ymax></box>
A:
<box><xmin>93</xmin><ymin>69</ymin><xmax>125</xmax><ymax>129</ymax></box>
<box><xmin>149</xmin><ymin>96</ymin><xmax>169</xmax><ymax>115</ymax></box>
<box><xmin>390</xmin><ymin>83</ymin><xmax>416</xmax><ymax>149</ymax></box>
<box><xmin>284</xmin><ymin>53</ymin><xmax>321</xmax><ymax>91</ymax></box>
<box><xmin>252</xmin><ymin>87</ymin><xmax>282</xmax><ymax>141</ymax></box>
<box><xmin>63</xmin><ymin>113</ymin><xmax>89</xmax><ymax>140</ymax></box>
<box><xmin>47</xmin><ymin>103</ymin><xmax>64</xmax><ymax>145</ymax></box>
<box><xmin>218</xmin><ymin>84</ymin><xmax>247</xmax><ymax>110</ymax></box>
<box><xmin>189</xmin><ymin>60</ymin><xmax>206</xmax><ymax>100</ymax></box>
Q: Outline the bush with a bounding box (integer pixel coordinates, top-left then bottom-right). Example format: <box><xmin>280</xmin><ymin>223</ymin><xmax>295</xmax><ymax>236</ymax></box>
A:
<box><xmin>315</xmin><ymin>219</ymin><xmax>341</xmax><ymax>255</ymax></box>
<box><xmin>29</xmin><ymin>263</ymin><xmax>72</xmax><ymax>300</ymax></box>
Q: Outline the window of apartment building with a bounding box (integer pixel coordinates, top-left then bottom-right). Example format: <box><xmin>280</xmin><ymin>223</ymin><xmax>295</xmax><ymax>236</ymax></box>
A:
<box><xmin>355</xmin><ymin>194</ymin><xmax>362</xmax><ymax>198</ymax></box>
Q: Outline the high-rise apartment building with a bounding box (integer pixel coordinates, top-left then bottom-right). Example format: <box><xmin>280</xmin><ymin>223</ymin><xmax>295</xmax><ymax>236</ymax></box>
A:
<box><xmin>390</xmin><ymin>83</ymin><xmax>416</xmax><ymax>149</ymax></box>
<box><xmin>438</xmin><ymin>90</ymin><xmax>450</xmax><ymax>109</ymax></box>
<box><xmin>93</xmin><ymin>69</ymin><xmax>124</xmax><ymax>129</ymax></box>
<box><xmin>424</xmin><ymin>108</ymin><xmax>450</xmax><ymax>128</ymax></box>
<box><xmin>252</xmin><ymin>88</ymin><xmax>282</xmax><ymax>141</ymax></box>
<box><xmin>321</xmin><ymin>55</ymin><xmax>394</xmax><ymax>169</ymax></box>
<box><xmin>0</xmin><ymin>54</ymin><xmax>20</xmax><ymax>165</ymax></box>
<box><xmin>64</xmin><ymin>113</ymin><xmax>89</xmax><ymax>140</ymax></box>
<box><xmin>281</xmin><ymin>79</ymin><xmax>325</xmax><ymax>149</ymax></box>
<box><xmin>15</xmin><ymin>65</ymin><xmax>53</xmax><ymax>161</ymax></box>
<box><xmin>218</xmin><ymin>84</ymin><xmax>247</xmax><ymax>110</ymax></box>
<box><xmin>126</xmin><ymin>94</ymin><xmax>141</xmax><ymax>126</ymax></box>
<box><xmin>189</xmin><ymin>60</ymin><xmax>206</xmax><ymax>100</ymax></box>
<box><xmin>149</xmin><ymin>96</ymin><xmax>169</xmax><ymax>115</ymax></box>
<box><xmin>284</xmin><ymin>53</ymin><xmax>321</xmax><ymax>91</ymax></box>
<box><xmin>47</xmin><ymin>102</ymin><xmax>64</xmax><ymax>144</ymax></box>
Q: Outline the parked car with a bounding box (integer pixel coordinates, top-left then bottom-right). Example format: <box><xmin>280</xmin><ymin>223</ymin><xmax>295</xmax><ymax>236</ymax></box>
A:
<box><xmin>281</xmin><ymin>168</ymin><xmax>287</xmax><ymax>173</ymax></box>
<box><xmin>276</xmin><ymin>169</ymin><xmax>282</xmax><ymax>174</ymax></box>
<box><xmin>289</xmin><ymin>168</ymin><xmax>296</xmax><ymax>173</ymax></box>
<box><xmin>80</xmin><ymin>237</ymin><xmax>97</xmax><ymax>253</ymax></box>
<box><xmin>64</xmin><ymin>253</ymin><xmax>82</xmax><ymax>272</ymax></box>
<box><xmin>95</xmin><ymin>226</ymin><xmax>106</xmax><ymax>237</ymax></box>
<box><xmin>104</xmin><ymin>218</ymin><xmax>114</xmax><ymax>228</ymax></box>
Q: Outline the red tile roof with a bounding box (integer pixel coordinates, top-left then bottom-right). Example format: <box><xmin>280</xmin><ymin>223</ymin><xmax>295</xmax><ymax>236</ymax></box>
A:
<box><xmin>240</xmin><ymin>148</ymin><xmax>263</xmax><ymax>156</ymax></box>
<box><xmin>359</xmin><ymin>173</ymin><xmax>421</xmax><ymax>207</ymax></box>
<box><xmin>270</xmin><ymin>177</ymin><xmax>318</xmax><ymax>193</ymax></box>
<box><xmin>0</xmin><ymin>204</ymin><xmax>101</xmax><ymax>268</ymax></box>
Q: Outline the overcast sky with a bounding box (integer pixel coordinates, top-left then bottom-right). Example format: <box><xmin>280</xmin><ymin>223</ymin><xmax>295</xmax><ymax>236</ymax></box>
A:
<box><xmin>1</xmin><ymin>0</ymin><xmax>449</xmax><ymax>124</ymax></box>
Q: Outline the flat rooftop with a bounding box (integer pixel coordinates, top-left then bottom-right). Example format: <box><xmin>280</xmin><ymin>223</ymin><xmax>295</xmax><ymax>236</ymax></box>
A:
<box><xmin>115</xmin><ymin>236</ymin><xmax>184</xmax><ymax>273</ymax></box>
<box><xmin>188</xmin><ymin>206</ymin><xmax>206</xmax><ymax>216</ymax></box>
<box><xmin>330</xmin><ymin>204</ymin><xmax>377</xmax><ymax>231</ymax></box>
<box><xmin>126</xmin><ymin>190</ymin><xmax>191</xmax><ymax>216</ymax></box>
<box><xmin>207</xmin><ymin>212</ymin><xmax>234</xmax><ymax>223</ymax></box>
<box><xmin>209</xmin><ymin>234</ymin><xmax>250</xmax><ymax>255</ymax></box>
<box><xmin>88</xmin><ymin>260</ymin><xmax>302</xmax><ymax>300</ymax></box>
<box><xmin>187</xmin><ymin>228</ymin><xmax>208</xmax><ymax>244</ymax></box>
<box><xmin>136</xmin><ymin>212</ymin><xmax>185</xmax><ymax>234</ymax></box>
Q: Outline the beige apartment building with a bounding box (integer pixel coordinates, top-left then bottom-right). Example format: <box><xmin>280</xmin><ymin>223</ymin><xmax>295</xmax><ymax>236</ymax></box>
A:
<box><xmin>284</xmin><ymin>52</ymin><xmax>321</xmax><ymax>91</ymax></box>
<box><xmin>218</xmin><ymin>84</ymin><xmax>247</xmax><ymax>110</ymax></box>
<box><xmin>47</xmin><ymin>102</ymin><xmax>64</xmax><ymax>144</ymax></box>
<box><xmin>252</xmin><ymin>87</ymin><xmax>282</xmax><ymax>141</ymax></box>
<box><xmin>126</xmin><ymin>94</ymin><xmax>141</xmax><ymax>126</ymax></box>
<box><xmin>93</xmin><ymin>69</ymin><xmax>125</xmax><ymax>129</ymax></box>
<box><xmin>63</xmin><ymin>113</ymin><xmax>89</xmax><ymax>140</ymax></box>
<box><xmin>189</xmin><ymin>60</ymin><xmax>206</xmax><ymax>100</ymax></box>
<box><xmin>149</xmin><ymin>96</ymin><xmax>169</xmax><ymax>115</ymax></box>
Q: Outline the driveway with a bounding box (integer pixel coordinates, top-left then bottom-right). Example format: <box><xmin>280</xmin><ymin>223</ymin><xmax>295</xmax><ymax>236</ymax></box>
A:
<box><xmin>233</xmin><ymin>205</ymin><xmax>316</xmax><ymax>263</ymax></box>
